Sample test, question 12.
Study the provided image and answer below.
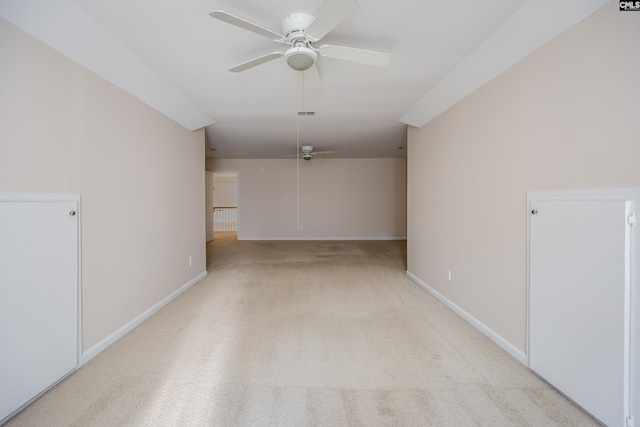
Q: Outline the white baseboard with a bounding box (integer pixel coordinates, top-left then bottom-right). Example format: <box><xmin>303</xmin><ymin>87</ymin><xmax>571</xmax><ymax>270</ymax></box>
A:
<box><xmin>238</xmin><ymin>236</ymin><xmax>407</xmax><ymax>241</ymax></box>
<box><xmin>406</xmin><ymin>270</ymin><xmax>527</xmax><ymax>365</ymax></box>
<box><xmin>79</xmin><ymin>270</ymin><xmax>207</xmax><ymax>367</ymax></box>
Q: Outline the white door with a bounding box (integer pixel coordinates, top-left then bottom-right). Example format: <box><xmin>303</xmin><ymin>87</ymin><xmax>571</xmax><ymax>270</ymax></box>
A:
<box><xmin>529</xmin><ymin>199</ymin><xmax>632</xmax><ymax>427</ymax></box>
<box><xmin>0</xmin><ymin>197</ymin><xmax>79</xmax><ymax>422</ymax></box>
<box><xmin>205</xmin><ymin>171</ymin><xmax>214</xmax><ymax>242</ymax></box>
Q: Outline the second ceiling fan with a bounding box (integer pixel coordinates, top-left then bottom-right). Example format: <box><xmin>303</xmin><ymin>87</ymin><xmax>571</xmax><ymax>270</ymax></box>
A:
<box><xmin>210</xmin><ymin>0</ymin><xmax>391</xmax><ymax>88</ymax></box>
<box><xmin>281</xmin><ymin>145</ymin><xmax>335</xmax><ymax>161</ymax></box>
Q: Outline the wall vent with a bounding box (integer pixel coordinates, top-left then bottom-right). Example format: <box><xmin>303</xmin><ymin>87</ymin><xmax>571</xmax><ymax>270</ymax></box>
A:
<box><xmin>296</xmin><ymin>111</ymin><xmax>316</xmax><ymax>116</ymax></box>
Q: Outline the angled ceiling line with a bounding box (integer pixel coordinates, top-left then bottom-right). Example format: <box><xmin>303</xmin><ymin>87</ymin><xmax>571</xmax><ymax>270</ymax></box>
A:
<box><xmin>399</xmin><ymin>0</ymin><xmax>610</xmax><ymax>128</ymax></box>
<box><xmin>0</xmin><ymin>0</ymin><xmax>214</xmax><ymax>131</ymax></box>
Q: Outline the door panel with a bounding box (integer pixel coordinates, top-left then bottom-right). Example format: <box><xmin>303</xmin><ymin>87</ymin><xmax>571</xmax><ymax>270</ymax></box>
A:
<box><xmin>0</xmin><ymin>200</ymin><xmax>79</xmax><ymax>421</ymax></box>
<box><xmin>529</xmin><ymin>199</ymin><xmax>631</xmax><ymax>427</ymax></box>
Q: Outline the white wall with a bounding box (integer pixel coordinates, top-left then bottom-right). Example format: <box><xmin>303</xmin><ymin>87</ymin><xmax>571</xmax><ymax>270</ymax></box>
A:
<box><xmin>407</xmin><ymin>2</ymin><xmax>639</xmax><ymax>415</ymax></box>
<box><xmin>207</xmin><ymin>158</ymin><xmax>407</xmax><ymax>240</ymax></box>
<box><xmin>0</xmin><ymin>17</ymin><xmax>206</xmax><ymax>353</ymax></box>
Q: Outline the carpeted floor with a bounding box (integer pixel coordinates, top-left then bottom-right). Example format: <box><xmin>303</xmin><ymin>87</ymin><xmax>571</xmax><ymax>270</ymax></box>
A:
<box><xmin>4</xmin><ymin>237</ymin><xmax>599</xmax><ymax>426</ymax></box>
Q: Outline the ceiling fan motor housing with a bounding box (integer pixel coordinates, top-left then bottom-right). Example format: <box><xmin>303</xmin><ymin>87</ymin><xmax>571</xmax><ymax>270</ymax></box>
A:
<box><xmin>302</xmin><ymin>146</ymin><xmax>314</xmax><ymax>160</ymax></box>
<box><xmin>282</xmin><ymin>13</ymin><xmax>315</xmax><ymax>41</ymax></box>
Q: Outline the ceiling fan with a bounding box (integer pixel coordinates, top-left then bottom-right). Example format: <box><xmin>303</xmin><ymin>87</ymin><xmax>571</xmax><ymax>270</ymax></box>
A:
<box><xmin>281</xmin><ymin>145</ymin><xmax>335</xmax><ymax>161</ymax></box>
<box><xmin>209</xmin><ymin>0</ymin><xmax>391</xmax><ymax>87</ymax></box>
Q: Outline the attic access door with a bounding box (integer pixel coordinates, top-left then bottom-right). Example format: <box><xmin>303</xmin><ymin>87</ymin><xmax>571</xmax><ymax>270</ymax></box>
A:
<box><xmin>0</xmin><ymin>194</ymin><xmax>79</xmax><ymax>423</ymax></box>
<box><xmin>528</xmin><ymin>198</ymin><xmax>632</xmax><ymax>427</ymax></box>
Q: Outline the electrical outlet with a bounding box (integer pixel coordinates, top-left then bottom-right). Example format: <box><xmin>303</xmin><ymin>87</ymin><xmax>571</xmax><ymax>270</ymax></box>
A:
<box><xmin>446</xmin><ymin>268</ymin><xmax>452</xmax><ymax>282</ymax></box>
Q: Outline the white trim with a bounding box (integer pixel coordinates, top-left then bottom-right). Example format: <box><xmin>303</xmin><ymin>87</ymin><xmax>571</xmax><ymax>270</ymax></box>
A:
<box><xmin>238</xmin><ymin>236</ymin><xmax>407</xmax><ymax>241</ymax></box>
<box><xmin>0</xmin><ymin>192</ymin><xmax>80</xmax><ymax>202</ymax></box>
<box><xmin>76</xmin><ymin>197</ymin><xmax>83</xmax><ymax>369</ymax></box>
<box><xmin>79</xmin><ymin>270</ymin><xmax>207</xmax><ymax>366</ymax></box>
<box><xmin>406</xmin><ymin>270</ymin><xmax>527</xmax><ymax>365</ymax></box>
<box><xmin>527</xmin><ymin>187</ymin><xmax>640</xmax><ymax>201</ymax></box>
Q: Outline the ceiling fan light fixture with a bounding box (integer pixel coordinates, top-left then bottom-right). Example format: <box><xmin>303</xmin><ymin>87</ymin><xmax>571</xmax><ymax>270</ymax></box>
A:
<box><xmin>284</xmin><ymin>46</ymin><xmax>317</xmax><ymax>71</ymax></box>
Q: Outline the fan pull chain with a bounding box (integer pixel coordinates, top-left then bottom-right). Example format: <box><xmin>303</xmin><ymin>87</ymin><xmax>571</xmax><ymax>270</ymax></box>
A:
<box><xmin>296</xmin><ymin>98</ymin><xmax>300</xmax><ymax>230</ymax></box>
<box><xmin>296</xmin><ymin>71</ymin><xmax>303</xmax><ymax>230</ymax></box>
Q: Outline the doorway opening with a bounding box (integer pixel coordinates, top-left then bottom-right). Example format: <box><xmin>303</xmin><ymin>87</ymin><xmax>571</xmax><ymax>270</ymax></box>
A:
<box><xmin>212</xmin><ymin>172</ymin><xmax>238</xmax><ymax>241</ymax></box>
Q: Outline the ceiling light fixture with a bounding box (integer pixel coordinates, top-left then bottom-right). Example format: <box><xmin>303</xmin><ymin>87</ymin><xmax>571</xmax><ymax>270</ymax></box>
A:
<box><xmin>282</xmin><ymin>14</ymin><xmax>317</xmax><ymax>71</ymax></box>
<box><xmin>284</xmin><ymin>45</ymin><xmax>317</xmax><ymax>71</ymax></box>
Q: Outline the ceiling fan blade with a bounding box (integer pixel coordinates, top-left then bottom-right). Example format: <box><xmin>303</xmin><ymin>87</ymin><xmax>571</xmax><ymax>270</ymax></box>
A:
<box><xmin>313</xmin><ymin>150</ymin><xmax>335</xmax><ymax>155</ymax></box>
<box><xmin>229</xmin><ymin>52</ymin><xmax>284</xmax><ymax>72</ymax></box>
<box><xmin>305</xmin><ymin>0</ymin><xmax>361</xmax><ymax>42</ymax></box>
<box><xmin>280</xmin><ymin>153</ymin><xmax>299</xmax><ymax>158</ymax></box>
<box><xmin>319</xmin><ymin>44</ymin><xmax>391</xmax><ymax>67</ymax></box>
<box><xmin>303</xmin><ymin>65</ymin><xmax>322</xmax><ymax>90</ymax></box>
<box><xmin>209</xmin><ymin>10</ymin><xmax>284</xmax><ymax>42</ymax></box>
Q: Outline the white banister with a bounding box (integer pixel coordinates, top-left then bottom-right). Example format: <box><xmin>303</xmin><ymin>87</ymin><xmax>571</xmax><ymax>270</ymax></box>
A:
<box><xmin>213</xmin><ymin>207</ymin><xmax>237</xmax><ymax>232</ymax></box>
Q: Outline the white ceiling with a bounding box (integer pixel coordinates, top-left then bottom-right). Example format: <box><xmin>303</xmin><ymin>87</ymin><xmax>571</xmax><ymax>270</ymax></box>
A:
<box><xmin>0</xmin><ymin>0</ymin><xmax>609</xmax><ymax>159</ymax></box>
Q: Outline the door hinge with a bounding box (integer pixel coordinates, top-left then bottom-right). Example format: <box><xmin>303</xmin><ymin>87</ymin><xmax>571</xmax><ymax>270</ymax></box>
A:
<box><xmin>628</xmin><ymin>212</ymin><xmax>636</xmax><ymax>226</ymax></box>
<box><xmin>627</xmin><ymin>415</ymin><xmax>634</xmax><ymax>427</ymax></box>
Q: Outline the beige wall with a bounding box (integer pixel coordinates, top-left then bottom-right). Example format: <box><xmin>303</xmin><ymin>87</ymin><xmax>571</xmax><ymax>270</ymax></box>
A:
<box><xmin>0</xmin><ymin>18</ymin><xmax>206</xmax><ymax>352</ymax></box>
<box><xmin>212</xmin><ymin>173</ymin><xmax>238</xmax><ymax>207</ymax></box>
<box><xmin>208</xmin><ymin>158</ymin><xmax>407</xmax><ymax>240</ymax></box>
<box><xmin>407</xmin><ymin>2</ymin><xmax>639</xmax><ymax>355</ymax></box>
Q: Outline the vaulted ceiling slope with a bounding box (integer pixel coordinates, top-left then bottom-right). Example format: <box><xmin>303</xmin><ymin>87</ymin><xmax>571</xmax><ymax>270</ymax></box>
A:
<box><xmin>0</xmin><ymin>0</ymin><xmax>609</xmax><ymax>159</ymax></box>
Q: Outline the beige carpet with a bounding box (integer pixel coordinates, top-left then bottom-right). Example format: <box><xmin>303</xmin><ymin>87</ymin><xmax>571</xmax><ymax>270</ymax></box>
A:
<box><xmin>5</xmin><ymin>238</ymin><xmax>598</xmax><ymax>426</ymax></box>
